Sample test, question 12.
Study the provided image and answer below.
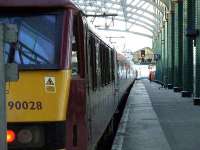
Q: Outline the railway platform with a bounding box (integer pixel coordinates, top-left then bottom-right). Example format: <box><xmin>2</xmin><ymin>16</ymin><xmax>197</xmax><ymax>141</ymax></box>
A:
<box><xmin>112</xmin><ymin>79</ymin><xmax>200</xmax><ymax>150</ymax></box>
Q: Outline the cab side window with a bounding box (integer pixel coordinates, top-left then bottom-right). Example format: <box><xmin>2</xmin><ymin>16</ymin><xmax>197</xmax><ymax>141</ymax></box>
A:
<box><xmin>72</xmin><ymin>15</ymin><xmax>79</xmax><ymax>76</ymax></box>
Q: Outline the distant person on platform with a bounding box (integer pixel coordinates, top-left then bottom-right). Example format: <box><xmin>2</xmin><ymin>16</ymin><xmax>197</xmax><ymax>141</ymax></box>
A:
<box><xmin>136</xmin><ymin>70</ymin><xmax>138</xmax><ymax>79</ymax></box>
<box><xmin>149</xmin><ymin>71</ymin><xmax>152</xmax><ymax>83</ymax></box>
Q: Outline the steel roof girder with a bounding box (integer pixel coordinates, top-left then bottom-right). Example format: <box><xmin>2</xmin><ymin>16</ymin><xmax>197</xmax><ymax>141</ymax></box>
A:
<box><xmin>77</xmin><ymin>2</ymin><xmax>162</xmax><ymax>21</ymax></box>
<box><xmin>73</xmin><ymin>0</ymin><xmax>170</xmax><ymax>39</ymax></box>
<box><xmin>105</xmin><ymin>0</ymin><xmax>165</xmax><ymax>14</ymax></box>
<box><xmin>113</xmin><ymin>18</ymin><xmax>154</xmax><ymax>32</ymax></box>
<box><xmin>97</xmin><ymin>27</ymin><xmax>153</xmax><ymax>38</ymax></box>
<box><xmin>84</xmin><ymin>11</ymin><xmax>156</xmax><ymax>32</ymax></box>
<box><xmin>75</xmin><ymin>0</ymin><xmax>163</xmax><ymax>19</ymax></box>
<box><xmin>81</xmin><ymin>5</ymin><xmax>158</xmax><ymax>25</ymax></box>
<box><xmin>126</xmin><ymin>3</ymin><xmax>152</xmax><ymax>30</ymax></box>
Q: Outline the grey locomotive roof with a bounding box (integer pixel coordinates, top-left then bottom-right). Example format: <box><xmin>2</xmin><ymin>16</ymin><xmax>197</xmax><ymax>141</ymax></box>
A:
<box><xmin>0</xmin><ymin>0</ymin><xmax>77</xmax><ymax>9</ymax></box>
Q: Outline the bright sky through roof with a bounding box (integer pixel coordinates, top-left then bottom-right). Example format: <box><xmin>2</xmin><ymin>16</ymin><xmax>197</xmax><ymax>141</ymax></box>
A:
<box><xmin>95</xmin><ymin>29</ymin><xmax>153</xmax><ymax>53</ymax></box>
<box><xmin>74</xmin><ymin>0</ymin><xmax>157</xmax><ymax>53</ymax></box>
<box><xmin>87</xmin><ymin>19</ymin><xmax>153</xmax><ymax>53</ymax></box>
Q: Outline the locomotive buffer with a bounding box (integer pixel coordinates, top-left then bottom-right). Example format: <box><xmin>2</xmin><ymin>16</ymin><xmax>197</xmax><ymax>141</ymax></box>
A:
<box><xmin>0</xmin><ymin>24</ymin><xmax>19</xmax><ymax>150</ymax></box>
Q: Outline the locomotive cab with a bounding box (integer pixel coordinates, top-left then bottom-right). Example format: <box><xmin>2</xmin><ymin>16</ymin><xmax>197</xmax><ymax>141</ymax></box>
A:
<box><xmin>0</xmin><ymin>1</ymin><xmax>79</xmax><ymax>149</ymax></box>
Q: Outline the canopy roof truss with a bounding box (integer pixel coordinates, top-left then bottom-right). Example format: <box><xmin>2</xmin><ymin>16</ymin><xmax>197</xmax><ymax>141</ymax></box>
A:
<box><xmin>73</xmin><ymin>0</ymin><xmax>169</xmax><ymax>39</ymax></box>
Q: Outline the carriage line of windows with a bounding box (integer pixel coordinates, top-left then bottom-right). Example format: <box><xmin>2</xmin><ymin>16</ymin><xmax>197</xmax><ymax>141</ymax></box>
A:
<box><xmin>72</xmin><ymin>19</ymin><xmax>115</xmax><ymax>90</ymax></box>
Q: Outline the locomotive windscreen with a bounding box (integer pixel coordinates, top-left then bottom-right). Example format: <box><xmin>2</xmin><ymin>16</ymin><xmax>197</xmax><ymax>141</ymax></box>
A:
<box><xmin>0</xmin><ymin>12</ymin><xmax>62</xmax><ymax>69</ymax></box>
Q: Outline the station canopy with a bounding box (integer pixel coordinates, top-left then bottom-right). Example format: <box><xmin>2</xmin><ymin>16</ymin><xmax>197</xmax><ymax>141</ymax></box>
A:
<box><xmin>73</xmin><ymin>0</ymin><xmax>170</xmax><ymax>39</ymax></box>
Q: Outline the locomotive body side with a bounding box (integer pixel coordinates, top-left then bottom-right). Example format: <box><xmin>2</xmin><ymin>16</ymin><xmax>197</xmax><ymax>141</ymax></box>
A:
<box><xmin>0</xmin><ymin>2</ymin><xmax>76</xmax><ymax>148</ymax></box>
<box><xmin>86</xmin><ymin>31</ymin><xmax>118</xmax><ymax>150</ymax></box>
<box><xmin>66</xmin><ymin>11</ymin><xmax>120</xmax><ymax>150</ymax></box>
<box><xmin>7</xmin><ymin>70</ymin><xmax>71</xmax><ymax>122</ymax></box>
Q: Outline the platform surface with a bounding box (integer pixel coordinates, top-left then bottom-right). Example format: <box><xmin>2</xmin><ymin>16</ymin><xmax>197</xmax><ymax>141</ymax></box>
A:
<box><xmin>112</xmin><ymin>80</ymin><xmax>200</xmax><ymax>150</ymax></box>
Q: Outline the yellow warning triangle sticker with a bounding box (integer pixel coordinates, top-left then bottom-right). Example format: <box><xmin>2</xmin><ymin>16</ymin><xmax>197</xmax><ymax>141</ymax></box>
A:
<box><xmin>46</xmin><ymin>78</ymin><xmax>54</xmax><ymax>86</ymax></box>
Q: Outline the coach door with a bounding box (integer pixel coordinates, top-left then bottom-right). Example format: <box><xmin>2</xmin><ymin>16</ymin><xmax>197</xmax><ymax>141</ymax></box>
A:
<box><xmin>66</xmin><ymin>12</ymin><xmax>87</xmax><ymax>150</ymax></box>
<box><xmin>71</xmin><ymin>13</ymin><xmax>85</xmax><ymax>77</ymax></box>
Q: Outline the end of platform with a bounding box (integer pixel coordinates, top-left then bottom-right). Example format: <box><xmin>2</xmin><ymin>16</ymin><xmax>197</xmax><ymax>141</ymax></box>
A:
<box><xmin>167</xmin><ymin>84</ymin><xmax>173</xmax><ymax>89</ymax></box>
<box><xmin>173</xmin><ymin>87</ymin><xmax>182</xmax><ymax>92</ymax></box>
<box><xmin>181</xmin><ymin>91</ymin><xmax>192</xmax><ymax>97</ymax></box>
<box><xmin>193</xmin><ymin>97</ymin><xmax>200</xmax><ymax>105</ymax></box>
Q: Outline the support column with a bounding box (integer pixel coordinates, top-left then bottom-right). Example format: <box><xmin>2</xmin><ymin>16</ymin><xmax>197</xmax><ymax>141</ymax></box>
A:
<box><xmin>167</xmin><ymin>10</ymin><xmax>175</xmax><ymax>88</ymax></box>
<box><xmin>156</xmin><ymin>33</ymin><xmax>161</xmax><ymax>82</ymax></box>
<box><xmin>161</xmin><ymin>27</ymin><xmax>165</xmax><ymax>83</ymax></box>
<box><xmin>158</xmin><ymin>31</ymin><xmax>163</xmax><ymax>82</ymax></box>
<box><xmin>173</xmin><ymin>1</ymin><xmax>183</xmax><ymax>92</ymax></box>
<box><xmin>164</xmin><ymin>21</ymin><xmax>168</xmax><ymax>85</ymax></box>
<box><xmin>154</xmin><ymin>38</ymin><xmax>158</xmax><ymax>81</ymax></box>
<box><xmin>194</xmin><ymin>0</ymin><xmax>200</xmax><ymax>103</ymax></box>
<box><xmin>182</xmin><ymin>0</ymin><xmax>195</xmax><ymax>97</ymax></box>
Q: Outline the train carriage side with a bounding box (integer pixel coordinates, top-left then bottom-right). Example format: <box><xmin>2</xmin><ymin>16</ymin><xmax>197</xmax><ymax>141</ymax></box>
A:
<box><xmin>86</xmin><ymin>30</ymin><xmax>118</xmax><ymax>150</ymax></box>
<box><xmin>68</xmin><ymin>14</ymin><xmax>136</xmax><ymax>150</ymax></box>
<box><xmin>66</xmin><ymin>11</ymin><xmax>120</xmax><ymax>149</ymax></box>
<box><xmin>66</xmin><ymin>11</ymin><xmax>136</xmax><ymax>150</ymax></box>
<box><xmin>117</xmin><ymin>53</ymin><xmax>135</xmax><ymax>101</ymax></box>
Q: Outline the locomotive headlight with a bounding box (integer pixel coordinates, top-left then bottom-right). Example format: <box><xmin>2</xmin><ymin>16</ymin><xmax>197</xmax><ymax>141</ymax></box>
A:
<box><xmin>7</xmin><ymin>130</ymin><xmax>16</xmax><ymax>143</ymax></box>
<box><xmin>17</xmin><ymin>129</ymin><xmax>33</xmax><ymax>144</ymax></box>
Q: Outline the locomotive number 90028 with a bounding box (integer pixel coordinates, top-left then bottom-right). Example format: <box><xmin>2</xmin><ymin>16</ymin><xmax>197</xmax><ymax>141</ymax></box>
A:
<box><xmin>8</xmin><ymin>101</ymin><xmax>43</xmax><ymax>110</ymax></box>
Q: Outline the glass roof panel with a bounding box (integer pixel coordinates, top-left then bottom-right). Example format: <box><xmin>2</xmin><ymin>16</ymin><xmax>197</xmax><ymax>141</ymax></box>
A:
<box><xmin>73</xmin><ymin>0</ymin><xmax>168</xmax><ymax>39</ymax></box>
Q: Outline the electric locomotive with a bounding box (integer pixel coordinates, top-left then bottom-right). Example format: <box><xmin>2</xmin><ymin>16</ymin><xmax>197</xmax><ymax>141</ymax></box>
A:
<box><xmin>1</xmin><ymin>0</ymin><xmax>135</xmax><ymax>149</ymax></box>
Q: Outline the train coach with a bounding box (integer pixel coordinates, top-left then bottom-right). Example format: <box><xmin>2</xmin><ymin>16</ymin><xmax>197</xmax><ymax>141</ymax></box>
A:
<box><xmin>0</xmin><ymin>0</ymin><xmax>136</xmax><ymax>149</ymax></box>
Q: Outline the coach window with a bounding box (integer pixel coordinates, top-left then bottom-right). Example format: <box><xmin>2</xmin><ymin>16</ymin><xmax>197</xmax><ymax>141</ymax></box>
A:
<box><xmin>89</xmin><ymin>34</ymin><xmax>97</xmax><ymax>90</ymax></box>
<box><xmin>96</xmin><ymin>40</ymin><xmax>101</xmax><ymax>87</ymax></box>
<box><xmin>102</xmin><ymin>46</ymin><xmax>106</xmax><ymax>85</ymax></box>
<box><xmin>72</xmin><ymin>16</ymin><xmax>79</xmax><ymax>76</ymax></box>
<box><xmin>109</xmin><ymin>49</ymin><xmax>112</xmax><ymax>82</ymax></box>
<box><xmin>106</xmin><ymin>48</ymin><xmax>110</xmax><ymax>84</ymax></box>
<box><xmin>105</xmin><ymin>47</ymin><xmax>109</xmax><ymax>84</ymax></box>
<box><xmin>109</xmin><ymin>49</ymin><xmax>111</xmax><ymax>83</ymax></box>
<box><xmin>100</xmin><ymin>44</ymin><xmax>105</xmax><ymax>86</ymax></box>
<box><xmin>111</xmin><ymin>50</ymin><xmax>115</xmax><ymax>81</ymax></box>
